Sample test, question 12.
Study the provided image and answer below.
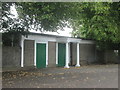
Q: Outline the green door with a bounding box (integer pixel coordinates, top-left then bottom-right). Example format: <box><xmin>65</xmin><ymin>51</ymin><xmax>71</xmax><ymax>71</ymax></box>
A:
<box><xmin>36</xmin><ymin>43</ymin><xmax>46</xmax><ymax>68</ymax></box>
<box><xmin>58</xmin><ymin>43</ymin><xmax>66</xmax><ymax>67</ymax></box>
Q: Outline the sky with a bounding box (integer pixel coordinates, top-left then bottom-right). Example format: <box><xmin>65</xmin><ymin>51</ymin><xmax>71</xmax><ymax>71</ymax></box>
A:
<box><xmin>10</xmin><ymin>5</ymin><xmax>73</xmax><ymax>37</ymax></box>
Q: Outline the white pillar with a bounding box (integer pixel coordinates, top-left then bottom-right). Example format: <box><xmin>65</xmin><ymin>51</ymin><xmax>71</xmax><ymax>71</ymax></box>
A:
<box><xmin>21</xmin><ymin>37</ymin><xmax>24</xmax><ymax>67</ymax></box>
<box><xmin>46</xmin><ymin>42</ymin><xmax>48</xmax><ymax>67</ymax></box>
<box><xmin>34</xmin><ymin>40</ymin><xmax>36</xmax><ymax>66</ymax></box>
<box><xmin>76</xmin><ymin>43</ymin><xmax>80</xmax><ymax>67</ymax></box>
<box><xmin>64</xmin><ymin>42</ymin><xmax>70</xmax><ymax>68</ymax></box>
<box><xmin>56</xmin><ymin>42</ymin><xmax>58</xmax><ymax>65</ymax></box>
<box><xmin>68</xmin><ymin>43</ymin><xmax>70</xmax><ymax>63</ymax></box>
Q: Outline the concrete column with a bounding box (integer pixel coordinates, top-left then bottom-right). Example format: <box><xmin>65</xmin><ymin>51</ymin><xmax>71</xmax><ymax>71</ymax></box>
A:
<box><xmin>21</xmin><ymin>37</ymin><xmax>24</xmax><ymax>67</ymax></box>
<box><xmin>76</xmin><ymin>43</ymin><xmax>80</xmax><ymax>67</ymax></box>
<box><xmin>34</xmin><ymin>40</ymin><xmax>36</xmax><ymax>66</ymax></box>
<box><xmin>56</xmin><ymin>42</ymin><xmax>58</xmax><ymax>65</ymax></box>
<box><xmin>68</xmin><ymin>43</ymin><xmax>70</xmax><ymax>63</ymax></box>
<box><xmin>64</xmin><ymin>42</ymin><xmax>70</xmax><ymax>68</ymax></box>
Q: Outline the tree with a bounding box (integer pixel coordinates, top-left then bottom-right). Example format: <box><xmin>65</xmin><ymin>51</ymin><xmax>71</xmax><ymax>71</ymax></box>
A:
<box><xmin>15</xmin><ymin>2</ymin><xmax>78</xmax><ymax>32</ymax></box>
<box><xmin>1</xmin><ymin>2</ymin><xmax>79</xmax><ymax>32</ymax></box>
<box><xmin>1</xmin><ymin>2</ymin><xmax>29</xmax><ymax>34</ymax></box>
<box><xmin>1</xmin><ymin>2</ymin><xmax>120</xmax><ymax>50</ymax></box>
<box><xmin>2</xmin><ymin>2</ymin><xmax>13</xmax><ymax>32</ymax></box>
<box><xmin>71</xmin><ymin>2</ymin><xmax>120</xmax><ymax>50</ymax></box>
<box><xmin>1</xmin><ymin>2</ymin><xmax>30</xmax><ymax>46</ymax></box>
<box><xmin>1</xmin><ymin>2</ymin><xmax>78</xmax><ymax>46</ymax></box>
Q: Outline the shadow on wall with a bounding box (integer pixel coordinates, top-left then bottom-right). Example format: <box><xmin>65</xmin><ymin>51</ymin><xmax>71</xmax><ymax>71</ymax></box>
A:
<box><xmin>70</xmin><ymin>43</ymin><xmax>97</xmax><ymax>66</ymax></box>
<box><xmin>96</xmin><ymin>50</ymin><xmax>119</xmax><ymax>64</ymax></box>
<box><xmin>80</xmin><ymin>44</ymin><xmax>97</xmax><ymax>65</ymax></box>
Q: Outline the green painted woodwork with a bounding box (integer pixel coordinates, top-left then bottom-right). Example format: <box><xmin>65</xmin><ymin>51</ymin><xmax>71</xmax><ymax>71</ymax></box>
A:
<box><xmin>58</xmin><ymin>43</ymin><xmax>66</xmax><ymax>67</ymax></box>
<box><xmin>36</xmin><ymin>43</ymin><xmax>46</xmax><ymax>68</ymax></box>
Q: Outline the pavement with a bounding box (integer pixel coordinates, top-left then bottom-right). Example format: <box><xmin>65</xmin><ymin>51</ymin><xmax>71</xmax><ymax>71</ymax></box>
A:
<box><xmin>2</xmin><ymin>64</ymin><xmax>118</xmax><ymax>88</ymax></box>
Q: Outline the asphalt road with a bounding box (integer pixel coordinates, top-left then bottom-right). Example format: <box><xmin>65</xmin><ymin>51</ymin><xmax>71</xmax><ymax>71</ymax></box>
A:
<box><xmin>2</xmin><ymin>64</ymin><xmax>118</xmax><ymax>88</ymax></box>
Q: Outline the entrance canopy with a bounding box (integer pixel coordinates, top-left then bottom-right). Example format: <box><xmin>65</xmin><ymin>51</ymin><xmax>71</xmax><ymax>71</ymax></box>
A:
<box><xmin>56</xmin><ymin>37</ymin><xmax>81</xmax><ymax>43</ymax></box>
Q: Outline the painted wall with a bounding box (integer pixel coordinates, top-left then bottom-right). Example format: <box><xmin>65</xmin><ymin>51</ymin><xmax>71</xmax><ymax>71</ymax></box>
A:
<box><xmin>48</xmin><ymin>42</ymin><xmax>56</xmax><ymax>67</ymax></box>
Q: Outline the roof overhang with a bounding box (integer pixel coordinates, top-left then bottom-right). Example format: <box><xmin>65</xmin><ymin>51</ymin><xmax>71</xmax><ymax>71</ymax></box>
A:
<box><xmin>56</xmin><ymin>37</ymin><xmax>81</xmax><ymax>43</ymax></box>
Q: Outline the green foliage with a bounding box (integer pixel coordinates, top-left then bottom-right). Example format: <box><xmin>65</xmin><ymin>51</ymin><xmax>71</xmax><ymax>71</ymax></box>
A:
<box><xmin>1</xmin><ymin>2</ymin><xmax>120</xmax><ymax>50</ymax></box>
<box><xmin>71</xmin><ymin>2</ymin><xmax>120</xmax><ymax>49</ymax></box>
<box><xmin>15</xmin><ymin>2</ymin><xmax>77</xmax><ymax>32</ymax></box>
<box><xmin>2</xmin><ymin>2</ymin><xmax>13</xmax><ymax>31</ymax></box>
<box><xmin>2</xmin><ymin>32</ymin><xmax>21</xmax><ymax>46</ymax></box>
<box><xmin>1</xmin><ymin>2</ymin><xmax>28</xmax><ymax>34</ymax></box>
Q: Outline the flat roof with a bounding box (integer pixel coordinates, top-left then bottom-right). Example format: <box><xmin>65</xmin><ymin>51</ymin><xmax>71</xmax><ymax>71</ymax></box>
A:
<box><xmin>2</xmin><ymin>32</ymin><xmax>95</xmax><ymax>41</ymax></box>
<box><xmin>28</xmin><ymin>32</ymin><xmax>95</xmax><ymax>41</ymax></box>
